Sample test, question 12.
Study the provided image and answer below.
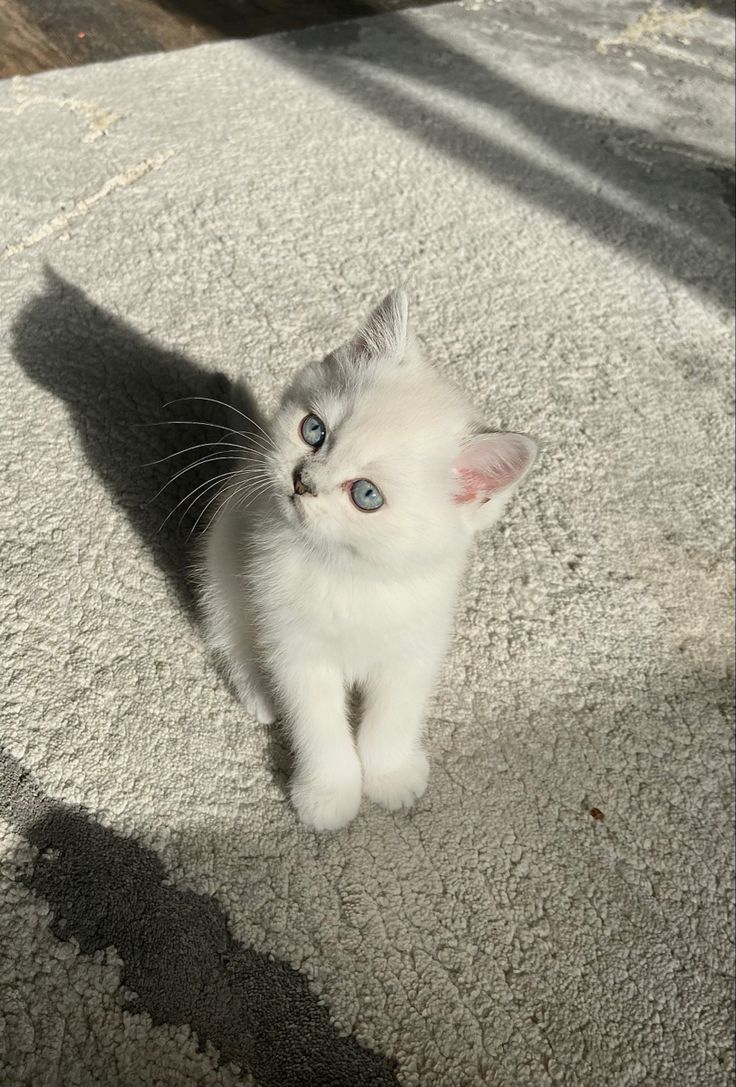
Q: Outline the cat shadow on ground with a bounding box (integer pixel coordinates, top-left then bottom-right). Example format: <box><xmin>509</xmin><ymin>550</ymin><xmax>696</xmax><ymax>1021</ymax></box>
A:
<box><xmin>11</xmin><ymin>267</ymin><xmax>257</xmax><ymax>615</ymax></box>
<box><xmin>11</xmin><ymin>269</ymin><xmax>292</xmax><ymax>779</ymax></box>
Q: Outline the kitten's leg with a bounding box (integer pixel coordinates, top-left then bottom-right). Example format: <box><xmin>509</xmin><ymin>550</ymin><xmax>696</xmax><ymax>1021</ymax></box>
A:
<box><xmin>358</xmin><ymin>658</ymin><xmax>437</xmax><ymax>811</ymax></box>
<box><xmin>229</xmin><ymin>659</ymin><xmax>277</xmax><ymax>726</ymax></box>
<box><xmin>200</xmin><ymin>578</ymin><xmax>276</xmax><ymax>725</ymax></box>
<box><xmin>276</xmin><ymin>662</ymin><xmax>362</xmax><ymax>831</ymax></box>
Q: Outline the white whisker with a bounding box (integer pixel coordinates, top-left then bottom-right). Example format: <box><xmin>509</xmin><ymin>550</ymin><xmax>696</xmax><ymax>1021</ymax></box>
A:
<box><xmin>176</xmin><ymin>475</ymin><xmax>233</xmax><ymax>532</ymax></box>
<box><xmin>150</xmin><ymin>453</ymin><xmax>248</xmax><ymax>504</ymax></box>
<box><xmin>163</xmin><ymin>396</ymin><xmax>276</xmax><ymax>450</ymax></box>
<box><xmin>187</xmin><ymin>477</ymin><xmax>254</xmax><ymax>540</ymax></box>
<box><xmin>138</xmin><ymin>419</ymin><xmax>268</xmax><ymax>447</ymax></box>
<box><xmin>198</xmin><ymin>477</ymin><xmax>273</xmax><ymax>537</ymax></box>
<box><xmin>156</xmin><ymin>470</ymin><xmax>237</xmax><ymax>533</ymax></box>
<box><xmin>140</xmin><ymin>439</ymin><xmax>244</xmax><ymax>467</ymax></box>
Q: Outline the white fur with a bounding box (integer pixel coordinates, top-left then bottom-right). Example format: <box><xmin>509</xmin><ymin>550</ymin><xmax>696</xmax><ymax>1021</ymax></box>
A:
<box><xmin>199</xmin><ymin>290</ymin><xmax>537</xmax><ymax>831</ymax></box>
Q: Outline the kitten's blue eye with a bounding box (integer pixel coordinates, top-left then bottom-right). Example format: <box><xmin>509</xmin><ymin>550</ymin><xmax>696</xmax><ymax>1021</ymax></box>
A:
<box><xmin>300</xmin><ymin>414</ymin><xmax>326</xmax><ymax>449</ymax></box>
<box><xmin>350</xmin><ymin>479</ymin><xmax>384</xmax><ymax>512</ymax></box>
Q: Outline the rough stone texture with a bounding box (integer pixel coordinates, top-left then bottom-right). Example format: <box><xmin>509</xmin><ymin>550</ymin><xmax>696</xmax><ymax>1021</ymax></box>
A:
<box><xmin>0</xmin><ymin>2</ymin><xmax>734</xmax><ymax>1085</ymax></box>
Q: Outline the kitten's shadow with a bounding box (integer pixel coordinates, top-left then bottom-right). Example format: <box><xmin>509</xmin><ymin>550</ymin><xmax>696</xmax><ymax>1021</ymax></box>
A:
<box><xmin>11</xmin><ymin>268</ymin><xmax>263</xmax><ymax>615</ymax></box>
<box><xmin>12</xmin><ymin>270</ymin><xmax>296</xmax><ymax>778</ymax></box>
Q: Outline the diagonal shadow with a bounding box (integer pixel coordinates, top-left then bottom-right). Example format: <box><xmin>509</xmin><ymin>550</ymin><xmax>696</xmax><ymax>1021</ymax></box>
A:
<box><xmin>154</xmin><ymin>0</ymin><xmax>447</xmax><ymax>38</ymax></box>
<box><xmin>11</xmin><ymin>269</ymin><xmax>266</xmax><ymax>615</ymax></box>
<box><xmin>0</xmin><ymin>746</ymin><xmax>401</xmax><ymax>1086</ymax></box>
<box><xmin>257</xmin><ymin>12</ymin><xmax>735</xmax><ymax>310</ymax></box>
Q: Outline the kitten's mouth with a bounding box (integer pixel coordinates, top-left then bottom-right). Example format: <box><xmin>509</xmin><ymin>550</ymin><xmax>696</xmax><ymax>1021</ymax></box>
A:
<box><xmin>286</xmin><ymin>493</ymin><xmax>305</xmax><ymax>523</ymax></box>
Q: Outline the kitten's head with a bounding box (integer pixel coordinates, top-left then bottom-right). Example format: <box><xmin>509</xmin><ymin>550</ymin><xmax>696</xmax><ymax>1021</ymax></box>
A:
<box><xmin>267</xmin><ymin>290</ymin><xmax>537</xmax><ymax>569</ymax></box>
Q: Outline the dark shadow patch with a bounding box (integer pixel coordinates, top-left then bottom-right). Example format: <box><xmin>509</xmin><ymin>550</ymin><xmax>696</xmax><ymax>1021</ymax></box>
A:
<box><xmin>708</xmin><ymin>165</ymin><xmax>736</xmax><ymax>218</ymax></box>
<box><xmin>153</xmin><ymin>0</ymin><xmax>441</xmax><ymax>41</ymax></box>
<box><xmin>0</xmin><ymin>0</ymin><xmax>448</xmax><ymax>77</ymax></box>
<box><xmin>0</xmin><ymin>747</ymin><xmax>400</xmax><ymax>1087</ymax></box>
<box><xmin>11</xmin><ymin>269</ymin><xmax>266</xmax><ymax>615</ymax></box>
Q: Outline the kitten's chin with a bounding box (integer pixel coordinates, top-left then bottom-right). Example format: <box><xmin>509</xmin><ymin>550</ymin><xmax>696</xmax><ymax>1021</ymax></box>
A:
<box><xmin>280</xmin><ymin>495</ymin><xmax>322</xmax><ymax>545</ymax></box>
<box><xmin>282</xmin><ymin>500</ymin><xmax>357</xmax><ymax>558</ymax></box>
<box><xmin>278</xmin><ymin>493</ymin><xmax>303</xmax><ymax>526</ymax></box>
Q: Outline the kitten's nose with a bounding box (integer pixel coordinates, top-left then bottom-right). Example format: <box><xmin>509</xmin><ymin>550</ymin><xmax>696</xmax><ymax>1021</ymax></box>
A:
<box><xmin>293</xmin><ymin>468</ymin><xmax>315</xmax><ymax>497</ymax></box>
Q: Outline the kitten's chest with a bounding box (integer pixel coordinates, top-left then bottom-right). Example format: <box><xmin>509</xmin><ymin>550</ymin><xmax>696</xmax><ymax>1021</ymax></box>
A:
<box><xmin>291</xmin><ymin>566</ymin><xmax>402</xmax><ymax>636</ymax></box>
<box><xmin>261</xmin><ymin>552</ymin><xmax>453</xmax><ymax>664</ymax></box>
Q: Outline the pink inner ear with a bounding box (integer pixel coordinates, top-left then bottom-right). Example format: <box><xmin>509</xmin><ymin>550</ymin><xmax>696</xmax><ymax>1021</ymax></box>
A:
<box><xmin>453</xmin><ymin>434</ymin><xmax>533</xmax><ymax>504</ymax></box>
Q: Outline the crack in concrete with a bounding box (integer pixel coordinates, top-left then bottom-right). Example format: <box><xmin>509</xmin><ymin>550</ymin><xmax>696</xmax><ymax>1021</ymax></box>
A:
<box><xmin>0</xmin><ymin>77</ymin><xmax>121</xmax><ymax>142</ymax></box>
<box><xmin>0</xmin><ymin>150</ymin><xmax>175</xmax><ymax>265</ymax></box>
<box><xmin>597</xmin><ymin>3</ymin><xmax>707</xmax><ymax>55</ymax></box>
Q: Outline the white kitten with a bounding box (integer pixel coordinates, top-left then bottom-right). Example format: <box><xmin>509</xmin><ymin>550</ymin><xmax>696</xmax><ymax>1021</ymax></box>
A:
<box><xmin>199</xmin><ymin>290</ymin><xmax>537</xmax><ymax>831</ymax></box>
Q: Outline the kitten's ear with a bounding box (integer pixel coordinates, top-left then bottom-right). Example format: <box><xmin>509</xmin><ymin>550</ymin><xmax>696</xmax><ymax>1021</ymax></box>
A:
<box><xmin>452</xmin><ymin>432</ymin><xmax>538</xmax><ymax>531</ymax></box>
<box><xmin>348</xmin><ymin>288</ymin><xmax>412</xmax><ymax>365</ymax></box>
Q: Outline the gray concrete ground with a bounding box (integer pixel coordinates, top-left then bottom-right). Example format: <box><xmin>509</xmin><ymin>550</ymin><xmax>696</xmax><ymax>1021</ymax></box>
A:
<box><xmin>1</xmin><ymin>3</ymin><xmax>734</xmax><ymax>1086</ymax></box>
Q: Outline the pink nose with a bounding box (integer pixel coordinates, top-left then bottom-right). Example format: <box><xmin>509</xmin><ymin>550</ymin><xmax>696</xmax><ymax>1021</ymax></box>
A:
<box><xmin>293</xmin><ymin>470</ymin><xmax>315</xmax><ymax>496</ymax></box>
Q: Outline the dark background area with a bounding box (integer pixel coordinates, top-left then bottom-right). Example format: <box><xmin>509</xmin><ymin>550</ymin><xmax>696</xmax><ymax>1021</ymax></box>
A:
<box><xmin>0</xmin><ymin>0</ymin><xmax>445</xmax><ymax>77</ymax></box>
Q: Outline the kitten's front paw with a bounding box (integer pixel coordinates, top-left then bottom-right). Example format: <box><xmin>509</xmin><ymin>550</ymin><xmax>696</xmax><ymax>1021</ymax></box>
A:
<box><xmin>361</xmin><ymin>749</ymin><xmax>429</xmax><ymax>812</ymax></box>
<box><xmin>290</xmin><ymin>760</ymin><xmax>362</xmax><ymax>832</ymax></box>
<box><xmin>245</xmin><ymin>690</ymin><xmax>277</xmax><ymax>726</ymax></box>
<box><xmin>234</xmin><ymin>677</ymin><xmax>277</xmax><ymax>725</ymax></box>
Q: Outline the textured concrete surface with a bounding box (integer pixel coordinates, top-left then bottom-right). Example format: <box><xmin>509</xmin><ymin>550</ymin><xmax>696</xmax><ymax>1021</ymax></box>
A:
<box><xmin>1</xmin><ymin>2</ymin><xmax>734</xmax><ymax>1085</ymax></box>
